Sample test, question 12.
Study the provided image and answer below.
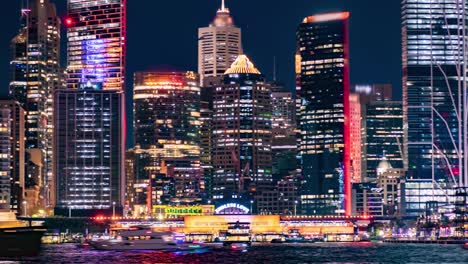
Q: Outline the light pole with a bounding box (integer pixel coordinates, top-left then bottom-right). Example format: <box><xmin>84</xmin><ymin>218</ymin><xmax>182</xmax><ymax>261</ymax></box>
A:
<box><xmin>250</xmin><ymin>200</ymin><xmax>254</xmax><ymax>215</ymax></box>
<box><xmin>112</xmin><ymin>201</ymin><xmax>116</xmax><ymax>218</ymax></box>
<box><xmin>68</xmin><ymin>202</ymin><xmax>72</xmax><ymax>218</ymax></box>
<box><xmin>22</xmin><ymin>201</ymin><xmax>27</xmax><ymax>217</ymax></box>
<box><xmin>294</xmin><ymin>200</ymin><xmax>298</xmax><ymax>216</ymax></box>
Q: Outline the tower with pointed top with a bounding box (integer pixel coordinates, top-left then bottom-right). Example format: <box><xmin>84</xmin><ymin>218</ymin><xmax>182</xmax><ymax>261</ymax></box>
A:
<box><xmin>212</xmin><ymin>55</ymin><xmax>273</xmax><ymax>207</ymax></box>
<box><xmin>198</xmin><ymin>0</ymin><xmax>243</xmax><ymax>86</ymax></box>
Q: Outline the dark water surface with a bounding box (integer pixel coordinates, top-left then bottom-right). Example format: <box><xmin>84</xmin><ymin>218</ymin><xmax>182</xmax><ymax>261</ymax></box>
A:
<box><xmin>1</xmin><ymin>243</ymin><xmax>468</xmax><ymax>263</ymax></box>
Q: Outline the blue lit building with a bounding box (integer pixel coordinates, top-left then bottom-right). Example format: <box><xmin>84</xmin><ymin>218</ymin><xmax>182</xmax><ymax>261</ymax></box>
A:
<box><xmin>66</xmin><ymin>0</ymin><xmax>126</xmax><ymax>91</ymax></box>
<box><xmin>402</xmin><ymin>1</ymin><xmax>464</xmax><ymax>182</ymax></box>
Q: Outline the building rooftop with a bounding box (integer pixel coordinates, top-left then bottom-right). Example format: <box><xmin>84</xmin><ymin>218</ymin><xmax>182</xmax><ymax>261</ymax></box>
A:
<box><xmin>224</xmin><ymin>55</ymin><xmax>261</xmax><ymax>75</ymax></box>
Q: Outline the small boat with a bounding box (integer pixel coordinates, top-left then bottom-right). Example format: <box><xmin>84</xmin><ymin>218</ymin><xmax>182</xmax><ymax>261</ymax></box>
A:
<box><xmin>223</xmin><ymin>221</ymin><xmax>252</xmax><ymax>247</ymax></box>
<box><xmin>285</xmin><ymin>229</ymin><xmax>306</xmax><ymax>243</ymax></box>
<box><xmin>227</xmin><ymin>242</ymin><xmax>249</xmax><ymax>251</ymax></box>
<box><xmin>271</xmin><ymin>238</ymin><xmax>284</xmax><ymax>244</ymax></box>
<box><xmin>89</xmin><ymin>226</ymin><xmax>204</xmax><ymax>251</ymax></box>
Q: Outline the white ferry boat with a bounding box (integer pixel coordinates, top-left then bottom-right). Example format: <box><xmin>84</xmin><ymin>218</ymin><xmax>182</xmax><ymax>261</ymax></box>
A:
<box><xmin>223</xmin><ymin>221</ymin><xmax>251</xmax><ymax>249</ymax></box>
<box><xmin>89</xmin><ymin>226</ymin><xmax>203</xmax><ymax>251</ymax></box>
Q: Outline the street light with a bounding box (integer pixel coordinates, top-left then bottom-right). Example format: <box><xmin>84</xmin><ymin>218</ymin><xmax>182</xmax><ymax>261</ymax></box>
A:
<box><xmin>250</xmin><ymin>200</ymin><xmax>254</xmax><ymax>215</ymax></box>
<box><xmin>112</xmin><ymin>201</ymin><xmax>116</xmax><ymax>218</ymax></box>
<box><xmin>68</xmin><ymin>202</ymin><xmax>72</xmax><ymax>218</ymax></box>
<box><xmin>294</xmin><ymin>200</ymin><xmax>298</xmax><ymax>216</ymax></box>
<box><xmin>22</xmin><ymin>201</ymin><xmax>27</xmax><ymax>217</ymax></box>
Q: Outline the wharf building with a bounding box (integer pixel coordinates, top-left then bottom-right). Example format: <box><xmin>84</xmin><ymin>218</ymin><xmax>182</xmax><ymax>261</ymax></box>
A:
<box><xmin>296</xmin><ymin>12</ymin><xmax>351</xmax><ymax>215</ymax></box>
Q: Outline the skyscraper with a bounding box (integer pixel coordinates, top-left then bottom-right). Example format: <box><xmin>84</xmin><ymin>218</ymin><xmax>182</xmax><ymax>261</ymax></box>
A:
<box><xmin>349</xmin><ymin>94</ymin><xmax>362</xmax><ymax>183</ymax></box>
<box><xmin>402</xmin><ymin>1</ymin><xmax>468</xmax><ymax>188</ymax></box>
<box><xmin>0</xmin><ymin>100</ymin><xmax>25</xmax><ymax>213</ymax></box>
<box><xmin>271</xmin><ymin>82</ymin><xmax>297</xmax><ymax>184</ymax></box>
<box><xmin>366</xmin><ymin>101</ymin><xmax>404</xmax><ymax>181</ymax></box>
<box><xmin>66</xmin><ymin>0</ymin><xmax>126</xmax><ymax>91</ymax></box>
<box><xmin>198</xmin><ymin>0</ymin><xmax>242</xmax><ymax>86</ymax></box>
<box><xmin>133</xmin><ymin>71</ymin><xmax>202</xmax><ymax>213</ymax></box>
<box><xmin>212</xmin><ymin>55</ymin><xmax>273</xmax><ymax>206</ymax></box>
<box><xmin>54</xmin><ymin>87</ymin><xmax>125</xmax><ymax>216</ymax></box>
<box><xmin>10</xmin><ymin>0</ymin><xmax>62</xmax><ymax>209</ymax></box>
<box><xmin>0</xmin><ymin>99</ymin><xmax>25</xmax><ymax>214</ymax></box>
<box><xmin>297</xmin><ymin>12</ymin><xmax>351</xmax><ymax>215</ymax></box>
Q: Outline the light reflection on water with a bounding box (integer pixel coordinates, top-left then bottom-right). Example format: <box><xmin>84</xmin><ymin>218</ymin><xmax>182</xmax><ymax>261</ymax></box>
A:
<box><xmin>1</xmin><ymin>242</ymin><xmax>468</xmax><ymax>264</ymax></box>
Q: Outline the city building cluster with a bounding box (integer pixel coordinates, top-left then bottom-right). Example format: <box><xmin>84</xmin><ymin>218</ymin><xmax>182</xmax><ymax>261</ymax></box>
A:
<box><xmin>0</xmin><ymin>0</ymin><xmax>466</xmax><ymax>221</ymax></box>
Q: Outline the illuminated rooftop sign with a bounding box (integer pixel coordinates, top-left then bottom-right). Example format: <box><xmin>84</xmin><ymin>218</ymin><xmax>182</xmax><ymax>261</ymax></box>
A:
<box><xmin>303</xmin><ymin>12</ymin><xmax>350</xmax><ymax>23</ymax></box>
<box><xmin>215</xmin><ymin>203</ymin><xmax>250</xmax><ymax>214</ymax></box>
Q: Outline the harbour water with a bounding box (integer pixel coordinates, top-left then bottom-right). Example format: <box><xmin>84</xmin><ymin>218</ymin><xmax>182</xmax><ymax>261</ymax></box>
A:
<box><xmin>1</xmin><ymin>243</ymin><xmax>468</xmax><ymax>263</ymax></box>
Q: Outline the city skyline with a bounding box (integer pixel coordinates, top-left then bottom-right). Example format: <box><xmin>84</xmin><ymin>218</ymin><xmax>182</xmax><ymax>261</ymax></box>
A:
<box><xmin>0</xmin><ymin>1</ymin><xmax>401</xmax><ymax>149</ymax></box>
<box><xmin>2</xmin><ymin>1</ymin><xmax>468</xmax><ymax>261</ymax></box>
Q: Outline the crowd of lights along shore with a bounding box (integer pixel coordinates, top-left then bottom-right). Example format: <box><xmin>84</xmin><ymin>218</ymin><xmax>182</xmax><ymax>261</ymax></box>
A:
<box><xmin>0</xmin><ymin>0</ymin><xmax>468</xmax><ymax>238</ymax></box>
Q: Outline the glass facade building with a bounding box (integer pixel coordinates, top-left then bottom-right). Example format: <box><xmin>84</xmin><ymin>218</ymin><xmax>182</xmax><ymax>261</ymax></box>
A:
<box><xmin>0</xmin><ymin>100</ymin><xmax>25</xmax><ymax>214</ymax></box>
<box><xmin>133</xmin><ymin>71</ymin><xmax>202</xmax><ymax>210</ymax></box>
<box><xmin>297</xmin><ymin>12</ymin><xmax>351</xmax><ymax>215</ymax></box>
<box><xmin>212</xmin><ymin>55</ymin><xmax>273</xmax><ymax>202</ymax></box>
<box><xmin>271</xmin><ymin>82</ymin><xmax>297</xmax><ymax>184</ymax></box>
<box><xmin>54</xmin><ymin>88</ymin><xmax>125</xmax><ymax>216</ymax></box>
<box><xmin>366</xmin><ymin>101</ymin><xmax>404</xmax><ymax>181</ymax></box>
<box><xmin>67</xmin><ymin>0</ymin><xmax>126</xmax><ymax>91</ymax></box>
<box><xmin>402</xmin><ymin>0</ymin><xmax>466</xmax><ymax>184</ymax></box>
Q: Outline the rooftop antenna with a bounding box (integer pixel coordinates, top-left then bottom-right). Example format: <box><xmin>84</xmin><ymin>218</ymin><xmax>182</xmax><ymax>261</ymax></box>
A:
<box><xmin>273</xmin><ymin>56</ymin><xmax>277</xmax><ymax>81</ymax></box>
<box><xmin>221</xmin><ymin>0</ymin><xmax>225</xmax><ymax>11</ymax></box>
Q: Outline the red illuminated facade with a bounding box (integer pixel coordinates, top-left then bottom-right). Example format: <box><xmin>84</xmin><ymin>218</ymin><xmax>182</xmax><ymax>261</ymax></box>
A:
<box><xmin>297</xmin><ymin>12</ymin><xmax>351</xmax><ymax>215</ymax></box>
<box><xmin>349</xmin><ymin>94</ymin><xmax>362</xmax><ymax>184</ymax></box>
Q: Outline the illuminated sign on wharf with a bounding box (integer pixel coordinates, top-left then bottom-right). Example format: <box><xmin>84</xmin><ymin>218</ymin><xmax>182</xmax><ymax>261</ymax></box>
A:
<box><xmin>214</xmin><ymin>203</ymin><xmax>250</xmax><ymax>214</ymax></box>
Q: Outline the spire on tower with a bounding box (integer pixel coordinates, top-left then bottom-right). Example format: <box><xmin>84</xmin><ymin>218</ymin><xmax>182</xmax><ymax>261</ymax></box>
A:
<box><xmin>218</xmin><ymin>0</ymin><xmax>229</xmax><ymax>13</ymax></box>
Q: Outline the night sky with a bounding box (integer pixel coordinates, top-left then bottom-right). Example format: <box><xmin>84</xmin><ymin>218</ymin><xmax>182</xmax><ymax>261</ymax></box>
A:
<box><xmin>0</xmin><ymin>0</ymin><xmax>401</xmax><ymax>147</ymax></box>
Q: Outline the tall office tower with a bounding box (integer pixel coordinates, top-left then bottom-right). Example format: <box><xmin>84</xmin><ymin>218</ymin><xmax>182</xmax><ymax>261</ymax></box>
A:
<box><xmin>366</xmin><ymin>101</ymin><xmax>404</xmax><ymax>181</ymax></box>
<box><xmin>0</xmin><ymin>100</ymin><xmax>25</xmax><ymax>213</ymax></box>
<box><xmin>198</xmin><ymin>0</ymin><xmax>242</xmax><ymax>86</ymax></box>
<box><xmin>349</xmin><ymin>94</ymin><xmax>362</xmax><ymax>183</ymax></box>
<box><xmin>212</xmin><ymin>55</ymin><xmax>273</xmax><ymax>205</ymax></box>
<box><xmin>10</xmin><ymin>0</ymin><xmax>62</xmax><ymax>208</ymax></box>
<box><xmin>403</xmin><ymin>1</ymin><xmax>468</xmax><ymax>187</ymax></box>
<box><xmin>66</xmin><ymin>0</ymin><xmax>126</xmax><ymax>91</ymax></box>
<box><xmin>200</xmin><ymin>100</ymin><xmax>213</xmax><ymax>199</ymax></box>
<box><xmin>54</xmin><ymin>87</ymin><xmax>125</xmax><ymax>216</ymax></box>
<box><xmin>124</xmin><ymin>148</ymin><xmax>135</xmax><ymax>215</ymax></box>
<box><xmin>297</xmin><ymin>12</ymin><xmax>351</xmax><ymax>215</ymax></box>
<box><xmin>271</xmin><ymin>82</ymin><xmax>297</xmax><ymax>184</ymax></box>
<box><xmin>353</xmin><ymin>84</ymin><xmax>394</xmax><ymax>180</ymax></box>
<box><xmin>133</xmin><ymin>71</ymin><xmax>202</xmax><ymax>212</ymax></box>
